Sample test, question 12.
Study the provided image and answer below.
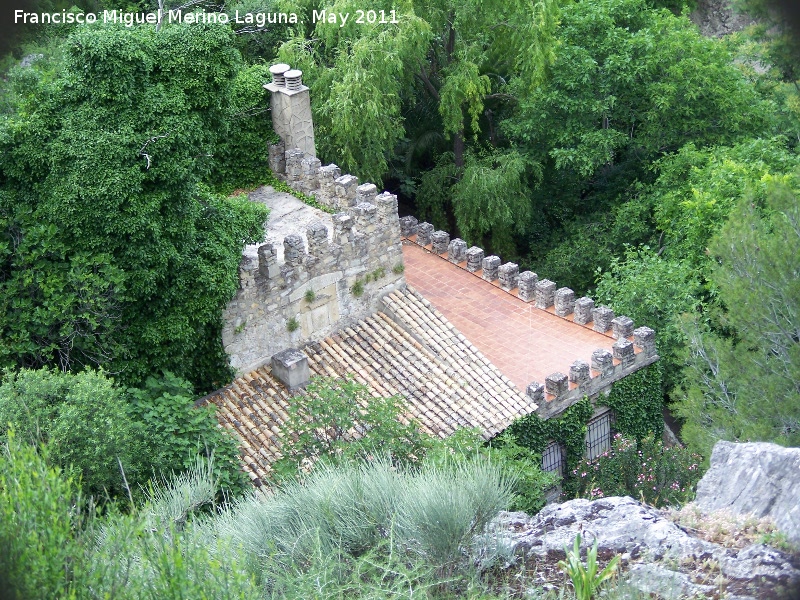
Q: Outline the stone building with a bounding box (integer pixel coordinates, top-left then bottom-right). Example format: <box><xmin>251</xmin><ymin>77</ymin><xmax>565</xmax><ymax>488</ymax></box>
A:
<box><xmin>201</xmin><ymin>65</ymin><xmax>660</xmax><ymax>490</ymax></box>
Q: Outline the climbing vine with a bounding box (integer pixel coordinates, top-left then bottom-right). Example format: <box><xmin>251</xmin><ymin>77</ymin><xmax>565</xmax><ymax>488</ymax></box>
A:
<box><xmin>505</xmin><ymin>363</ymin><xmax>664</xmax><ymax>485</ymax></box>
<box><xmin>505</xmin><ymin>396</ymin><xmax>593</xmax><ymax>476</ymax></box>
<box><xmin>604</xmin><ymin>362</ymin><xmax>664</xmax><ymax>441</ymax></box>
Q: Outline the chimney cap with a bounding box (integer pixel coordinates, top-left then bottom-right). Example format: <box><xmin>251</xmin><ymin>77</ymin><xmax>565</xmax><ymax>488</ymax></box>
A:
<box><xmin>284</xmin><ymin>69</ymin><xmax>302</xmax><ymax>78</ymax></box>
<box><xmin>269</xmin><ymin>63</ymin><xmax>291</xmax><ymax>75</ymax></box>
<box><xmin>271</xmin><ymin>348</ymin><xmax>310</xmax><ymax>390</ymax></box>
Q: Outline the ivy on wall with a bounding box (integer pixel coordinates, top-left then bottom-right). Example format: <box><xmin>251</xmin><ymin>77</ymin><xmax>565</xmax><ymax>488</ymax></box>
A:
<box><xmin>505</xmin><ymin>397</ymin><xmax>594</xmax><ymax>476</ymax></box>
<box><xmin>604</xmin><ymin>362</ymin><xmax>664</xmax><ymax>441</ymax></box>
<box><xmin>504</xmin><ymin>363</ymin><xmax>664</xmax><ymax>475</ymax></box>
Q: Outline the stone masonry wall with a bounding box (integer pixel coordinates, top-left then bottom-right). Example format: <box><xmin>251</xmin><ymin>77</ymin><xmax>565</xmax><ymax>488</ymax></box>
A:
<box><xmin>222</xmin><ymin>147</ymin><xmax>405</xmax><ymax>374</ymax></box>
<box><xmin>398</xmin><ymin>216</ymin><xmax>660</xmax><ymax>420</ymax></box>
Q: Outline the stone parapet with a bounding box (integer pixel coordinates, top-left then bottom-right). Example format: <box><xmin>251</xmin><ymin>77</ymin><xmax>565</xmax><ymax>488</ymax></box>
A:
<box><xmin>398</xmin><ymin>215</ymin><xmax>660</xmax><ymax>420</ymax></box>
<box><xmin>223</xmin><ymin>147</ymin><xmax>406</xmax><ymax>374</ymax></box>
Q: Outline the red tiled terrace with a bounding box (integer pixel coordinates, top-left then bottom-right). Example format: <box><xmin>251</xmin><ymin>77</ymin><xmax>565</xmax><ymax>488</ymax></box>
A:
<box><xmin>403</xmin><ymin>241</ymin><xmax>617</xmax><ymax>394</ymax></box>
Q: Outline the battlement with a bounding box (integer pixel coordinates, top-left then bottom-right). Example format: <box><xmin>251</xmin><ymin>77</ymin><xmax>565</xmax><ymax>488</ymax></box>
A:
<box><xmin>399</xmin><ymin>216</ymin><xmax>659</xmax><ymax>419</ymax></box>
<box><xmin>222</xmin><ymin>148</ymin><xmax>405</xmax><ymax>374</ymax></box>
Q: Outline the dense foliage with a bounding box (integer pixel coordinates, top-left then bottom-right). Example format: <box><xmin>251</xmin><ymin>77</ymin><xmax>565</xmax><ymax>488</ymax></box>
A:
<box><xmin>0</xmin><ymin>435</ymin><xmax>527</xmax><ymax>600</ymax></box>
<box><xmin>0</xmin><ymin>22</ymin><xmax>269</xmax><ymax>391</ymax></box>
<box><xmin>271</xmin><ymin>376</ymin><xmax>432</xmax><ymax>477</ymax></box>
<box><xmin>272</xmin><ymin>376</ymin><xmax>558</xmax><ymax>512</ymax></box>
<box><xmin>0</xmin><ymin>368</ymin><xmax>245</xmax><ymax>499</ymax></box>
<box><xmin>674</xmin><ymin>181</ymin><xmax>800</xmax><ymax>457</ymax></box>
<box><xmin>505</xmin><ymin>396</ymin><xmax>594</xmax><ymax>478</ymax></box>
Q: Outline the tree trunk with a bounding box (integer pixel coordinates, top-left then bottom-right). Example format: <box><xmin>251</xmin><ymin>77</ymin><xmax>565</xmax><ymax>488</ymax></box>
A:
<box><xmin>454</xmin><ymin>130</ymin><xmax>465</xmax><ymax>169</ymax></box>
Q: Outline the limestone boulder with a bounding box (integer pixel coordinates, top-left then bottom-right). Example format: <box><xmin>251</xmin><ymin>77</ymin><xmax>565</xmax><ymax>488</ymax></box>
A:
<box><xmin>695</xmin><ymin>441</ymin><xmax>800</xmax><ymax>546</ymax></box>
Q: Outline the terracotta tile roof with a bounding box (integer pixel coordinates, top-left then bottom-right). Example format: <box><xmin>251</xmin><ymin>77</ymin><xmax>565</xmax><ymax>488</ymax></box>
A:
<box><xmin>204</xmin><ymin>286</ymin><xmax>536</xmax><ymax>486</ymax></box>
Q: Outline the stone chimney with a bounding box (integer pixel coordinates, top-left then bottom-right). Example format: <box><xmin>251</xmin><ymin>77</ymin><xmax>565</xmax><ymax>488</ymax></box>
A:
<box><xmin>265</xmin><ymin>63</ymin><xmax>316</xmax><ymax>157</ymax></box>
<box><xmin>271</xmin><ymin>348</ymin><xmax>310</xmax><ymax>390</ymax></box>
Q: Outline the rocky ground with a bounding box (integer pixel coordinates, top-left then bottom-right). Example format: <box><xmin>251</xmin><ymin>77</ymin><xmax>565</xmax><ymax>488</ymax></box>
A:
<box><xmin>690</xmin><ymin>0</ymin><xmax>756</xmax><ymax>37</ymax></box>
<box><xmin>487</xmin><ymin>497</ymin><xmax>800</xmax><ymax>599</ymax></box>
<box><xmin>481</xmin><ymin>442</ymin><xmax>800</xmax><ymax>599</ymax></box>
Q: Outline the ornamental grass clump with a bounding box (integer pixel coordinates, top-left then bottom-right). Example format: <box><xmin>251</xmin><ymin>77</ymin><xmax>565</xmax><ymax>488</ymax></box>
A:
<box><xmin>573</xmin><ymin>434</ymin><xmax>703</xmax><ymax>507</ymax></box>
<box><xmin>221</xmin><ymin>456</ymin><xmax>516</xmax><ymax>584</ymax></box>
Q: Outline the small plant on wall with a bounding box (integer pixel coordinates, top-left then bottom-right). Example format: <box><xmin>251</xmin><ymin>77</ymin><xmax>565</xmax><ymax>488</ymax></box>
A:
<box><xmin>287</xmin><ymin>317</ymin><xmax>300</xmax><ymax>332</ymax></box>
<box><xmin>304</xmin><ymin>289</ymin><xmax>316</xmax><ymax>303</ymax></box>
<box><xmin>351</xmin><ymin>279</ymin><xmax>364</xmax><ymax>297</ymax></box>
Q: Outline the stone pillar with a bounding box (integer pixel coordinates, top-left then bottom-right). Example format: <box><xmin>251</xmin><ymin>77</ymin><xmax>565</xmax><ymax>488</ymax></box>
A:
<box><xmin>535</xmin><ymin>279</ymin><xmax>556</xmax><ymax>309</ymax></box>
<box><xmin>481</xmin><ymin>256</ymin><xmax>501</xmax><ymax>282</ymax></box>
<box><xmin>417</xmin><ymin>222</ymin><xmax>434</xmax><ymax>246</ymax></box>
<box><xmin>399</xmin><ymin>216</ymin><xmax>419</xmax><ymax>237</ymax></box>
<box><xmin>268</xmin><ymin>141</ymin><xmax>286</xmax><ymax>174</ymax></box>
<box><xmin>545</xmin><ymin>372</ymin><xmax>568</xmax><ymax>397</ymax></box>
<box><xmin>334</xmin><ymin>174</ymin><xmax>359</xmax><ymax>208</ymax></box>
<box><xmin>569</xmin><ymin>360</ymin><xmax>590</xmax><ymax>385</ymax></box>
<box><xmin>526</xmin><ymin>382</ymin><xmax>544</xmax><ymax>404</ymax></box>
<box><xmin>265</xmin><ymin>65</ymin><xmax>316</xmax><ymax>157</ymax></box>
<box><xmin>592</xmin><ymin>306</ymin><xmax>615</xmax><ymax>333</ymax></box>
<box><xmin>431</xmin><ymin>231</ymin><xmax>450</xmax><ymax>255</ymax></box>
<box><xmin>613</xmin><ymin>339</ymin><xmax>635</xmax><ymax>368</ymax></box>
<box><xmin>518</xmin><ymin>271</ymin><xmax>538</xmax><ymax>302</ymax></box>
<box><xmin>574</xmin><ymin>297</ymin><xmax>595</xmax><ymax>325</ymax></box>
<box><xmin>283</xmin><ymin>234</ymin><xmax>306</xmax><ymax>266</ymax></box>
<box><xmin>612</xmin><ymin>315</ymin><xmax>634</xmax><ymax>340</ymax></box>
<box><xmin>498</xmin><ymin>263</ymin><xmax>519</xmax><ymax>291</ymax></box>
<box><xmin>591</xmin><ymin>349</ymin><xmax>614</xmax><ymax>376</ymax></box>
<box><xmin>356</xmin><ymin>183</ymin><xmax>378</xmax><ymax>204</ymax></box>
<box><xmin>306</xmin><ymin>221</ymin><xmax>328</xmax><ymax>258</ymax></box>
<box><xmin>634</xmin><ymin>326</ymin><xmax>656</xmax><ymax>357</ymax></box>
<box><xmin>448</xmin><ymin>238</ymin><xmax>467</xmax><ymax>264</ymax></box>
<box><xmin>554</xmin><ymin>288</ymin><xmax>575</xmax><ymax>317</ymax></box>
<box><xmin>465</xmin><ymin>247</ymin><xmax>485</xmax><ymax>273</ymax></box>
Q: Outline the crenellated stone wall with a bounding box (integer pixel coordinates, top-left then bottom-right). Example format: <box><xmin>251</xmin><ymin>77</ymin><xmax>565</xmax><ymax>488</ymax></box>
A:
<box><xmin>222</xmin><ymin>150</ymin><xmax>405</xmax><ymax>374</ymax></box>
<box><xmin>398</xmin><ymin>215</ymin><xmax>660</xmax><ymax>419</ymax></box>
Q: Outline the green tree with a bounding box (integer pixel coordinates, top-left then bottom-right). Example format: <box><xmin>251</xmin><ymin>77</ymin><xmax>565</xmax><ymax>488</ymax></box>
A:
<box><xmin>502</xmin><ymin>0</ymin><xmax>774</xmax><ymax>278</ymax></box>
<box><xmin>127</xmin><ymin>371</ymin><xmax>246</xmax><ymax>495</ymax></box>
<box><xmin>651</xmin><ymin>137</ymin><xmax>799</xmax><ymax>270</ymax></box>
<box><xmin>277</xmin><ymin>0</ymin><xmax>559</xmax><ymax>183</ymax></box>
<box><xmin>0</xmin><ymin>368</ymin><xmax>141</xmax><ymax>498</ymax></box>
<box><xmin>0</xmin><ymin>368</ymin><xmax>245</xmax><ymax>499</ymax></box>
<box><xmin>675</xmin><ymin>180</ymin><xmax>800</xmax><ymax>457</ymax></box>
<box><xmin>595</xmin><ymin>246</ymin><xmax>702</xmax><ymax>390</ymax></box>
<box><xmin>0</xmin><ymin>22</ymin><xmax>268</xmax><ymax>390</ymax></box>
<box><xmin>0</xmin><ymin>432</ymin><xmax>87</xmax><ymax>600</ymax></box>
<box><xmin>271</xmin><ymin>375</ymin><xmax>433</xmax><ymax>479</ymax></box>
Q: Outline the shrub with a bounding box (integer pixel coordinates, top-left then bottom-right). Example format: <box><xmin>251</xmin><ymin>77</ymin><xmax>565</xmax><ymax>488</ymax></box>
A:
<box><xmin>572</xmin><ymin>434</ymin><xmax>703</xmax><ymax>506</ymax></box>
<box><xmin>429</xmin><ymin>429</ymin><xmax>559</xmax><ymax>514</ymax></box>
<box><xmin>0</xmin><ymin>433</ymin><xmax>87</xmax><ymax>600</ymax></box>
<box><xmin>78</xmin><ymin>458</ymin><xmax>256</xmax><ymax>599</ymax></box>
<box><xmin>558</xmin><ymin>533</ymin><xmax>620</xmax><ymax>600</ymax></box>
<box><xmin>351</xmin><ymin>279</ymin><xmax>365</xmax><ymax>297</ymax></box>
<box><xmin>400</xmin><ymin>458</ymin><xmax>515</xmax><ymax>572</ymax></box>
<box><xmin>270</xmin><ymin>376</ymin><xmax>431</xmax><ymax>479</ymax></box>
<box><xmin>0</xmin><ymin>368</ymin><xmax>245</xmax><ymax>500</ymax></box>
<box><xmin>287</xmin><ymin>316</ymin><xmax>300</xmax><ymax>332</ymax></box>
<box><xmin>126</xmin><ymin>372</ymin><xmax>247</xmax><ymax>496</ymax></box>
<box><xmin>225</xmin><ymin>457</ymin><xmax>515</xmax><ymax>582</ymax></box>
<box><xmin>0</xmin><ymin>368</ymin><xmax>142</xmax><ymax>498</ymax></box>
